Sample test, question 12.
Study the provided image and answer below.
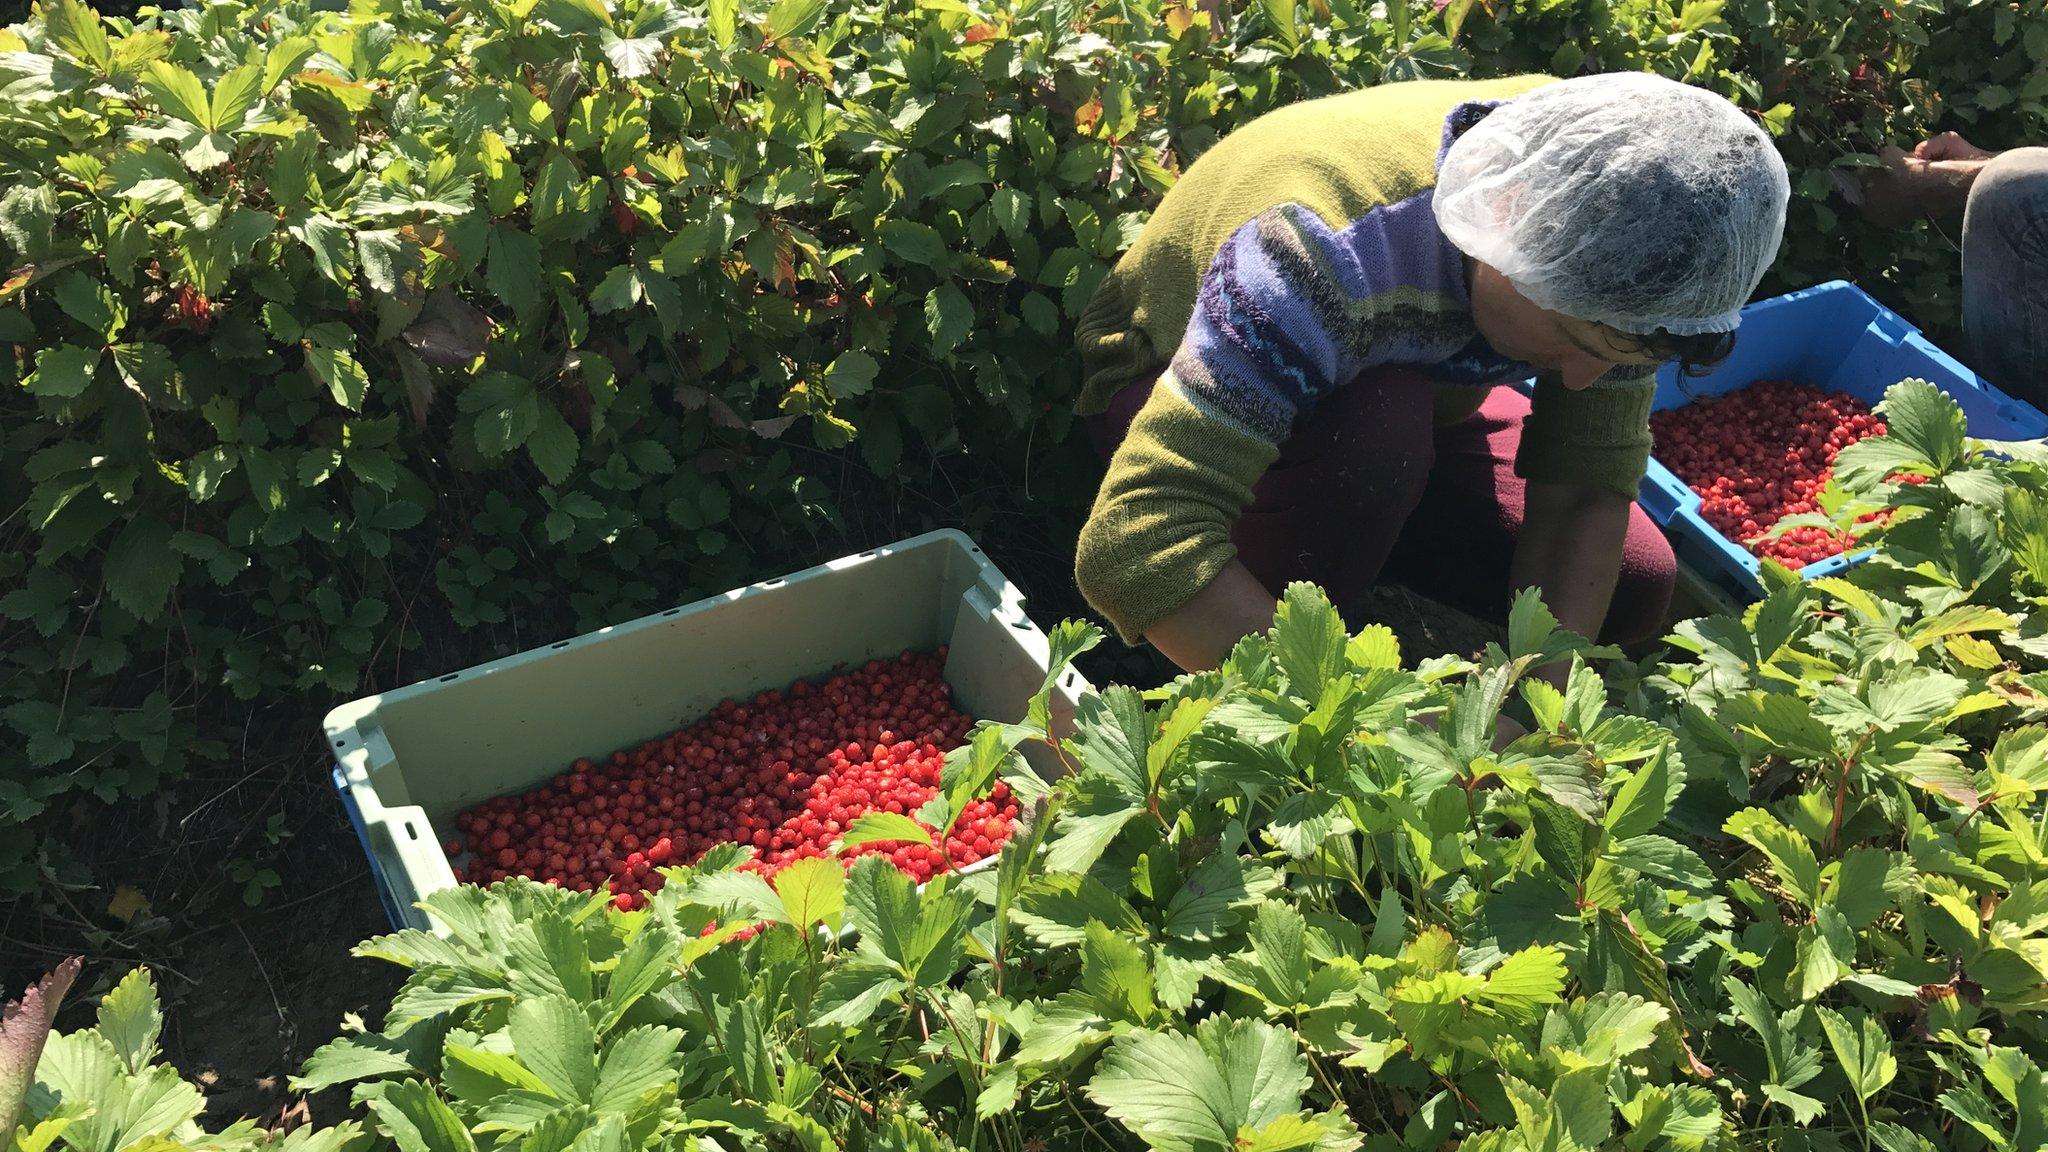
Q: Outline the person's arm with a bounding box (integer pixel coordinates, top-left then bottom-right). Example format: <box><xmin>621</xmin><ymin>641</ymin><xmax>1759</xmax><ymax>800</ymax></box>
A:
<box><xmin>1143</xmin><ymin>559</ymin><xmax>1279</xmax><ymax>672</ymax></box>
<box><xmin>1511</xmin><ymin>370</ymin><xmax>1658</xmax><ymax>664</ymax></box>
<box><xmin>1075</xmin><ymin>205</ymin><xmax>1389</xmax><ymax>668</ymax></box>
<box><xmin>1513</xmin><ymin>480</ymin><xmax>1632</xmax><ymax>656</ymax></box>
<box><xmin>1857</xmin><ymin>131</ymin><xmax>2003</xmax><ymax>226</ymax></box>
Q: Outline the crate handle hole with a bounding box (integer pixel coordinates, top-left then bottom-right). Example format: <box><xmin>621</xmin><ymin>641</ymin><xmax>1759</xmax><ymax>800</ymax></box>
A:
<box><xmin>439</xmin><ymin>673</ymin><xmax>459</xmax><ymax>683</ymax></box>
<box><xmin>1062</xmin><ymin>671</ymin><xmax>1078</xmax><ymax>688</ymax></box>
<box><xmin>404</xmin><ymin>821</ymin><xmax>421</xmax><ymax>841</ymax></box>
<box><xmin>552</xmin><ymin>641</ymin><xmax>570</xmax><ymax>649</ymax></box>
<box><xmin>334</xmin><ymin>738</ymin><xmax>345</xmax><ymax>748</ymax></box>
<box><xmin>1010</xmin><ymin>618</ymin><xmax>1032</xmax><ymax>631</ymax></box>
<box><xmin>663</xmin><ymin>609</ymin><xmax>681</xmax><ymax>617</ymax></box>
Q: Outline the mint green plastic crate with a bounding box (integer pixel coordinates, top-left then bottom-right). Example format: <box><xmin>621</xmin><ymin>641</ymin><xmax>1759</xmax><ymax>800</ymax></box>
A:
<box><xmin>326</xmin><ymin>530</ymin><xmax>1088</xmax><ymax>933</ymax></box>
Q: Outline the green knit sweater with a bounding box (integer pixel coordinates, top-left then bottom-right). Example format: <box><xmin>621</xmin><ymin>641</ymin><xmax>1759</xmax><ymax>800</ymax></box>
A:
<box><xmin>1073</xmin><ymin>75</ymin><xmax>1658</xmax><ymax>644</ymax></box>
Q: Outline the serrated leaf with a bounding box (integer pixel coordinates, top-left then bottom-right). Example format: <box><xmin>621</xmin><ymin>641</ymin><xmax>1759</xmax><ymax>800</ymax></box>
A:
<box><xmin>924</xmin><ymin>282</ymin><xmax>972</xmax><ymax>358</ymax></box>
<box><xmin>103</xmin><ymin>516</ymin><xmax>181</xmax><ymax>622</ymax></box>
<box><xmin>1604</xmin><ymin>747</ymin><xmax>1673</xmax><ymax>840</ymax></box>
<box><xmin>1086</xmin><ymin>1017</ymin><xmax>1309</xmax><ymax>1152</ymax></box>
<box><xmin>365</xmin><ymin>1080</ymin><xmax>478</xmax><ymax>1152</ymax></box>
<box><xmin>590</xmin><ymin>1026</ymin><xmax>681</xmax><ymax>1113</ymax></box>
<box><xmin>510</xmin><ymin>996</ymin><xmax>597</xmax><ymax>1103</ymax></box>
<box><xmin>771</xmin><ymin>856</ymin><xmax>844</xmax><ymax>928</ymax></box>
<box><xmin>27</xmin><ymin>345</ymin><xmax>98</xmax><ymax>398</ymax></box>
<box><xmin>1272</xmin><ymin>583</ymin><xmax>1344</xmax><ymax>697</ymax></box>
<box><xmin>291</xmin><ymin>1033</ymin><xmax>421</xmax><ymax>1092</ymax></box>
<box><xmin>876</xmin><ymin>219</ymin><xmax>946</xmax><ymax>266</ymax></box>
<box><xmin>1082</xmin><ymin>920</ymin><xmax>1156</xmax><ymax>1024</ymax></box>
<box><xmin>94</xmin><ymin>967</ymin><xmax>161</xmax><ymax>1074</ymax></box>
<box><xmin>1540</xmin><ymin>992</ymin><xmax>1667</xmax><ymax>1067</ymax></box>
<box><xmin>527</xmin><ymin>404</ymin><xmax>579</xmax><ymax>484</ymax></box>
<box><xmin>1723</xmin><ymin>807</ymin><xmax>1822</xmax><ymax>905</ymax></box>
<box><xmin>837</xmin><ymin>810</ymin><xmax>933</xmax><ymax>850</ymax></box>
<box><xmin>1816</xmin><ymin>1007</ymin><xmax>1896</xmax><ymax>1104</ymax></box>
<box><xmin>821</xmin><ymin>350</ymin><xmax>878</xmax><ymax>399</ymax></box>
<box><xmin>1880</xmin><ymin>378</ymin><xmax>1968</xmax><ymax>473</ymax></box>
<box><xmin>1479</xmin><ymin>945</ymin><xmax>1567</xmax><ymax>1024</ymax></box>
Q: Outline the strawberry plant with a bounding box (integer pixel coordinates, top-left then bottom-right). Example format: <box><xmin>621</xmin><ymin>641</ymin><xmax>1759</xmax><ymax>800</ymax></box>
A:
<box><xmin>2</xmin><ymin>0</ymin><xmax>2043</xmax><ymax>895</ymax></box>
<box><xmin>23</xmin><ymin>417</ymin><xmax>2048</xmax><ymax>1151</ymax></box>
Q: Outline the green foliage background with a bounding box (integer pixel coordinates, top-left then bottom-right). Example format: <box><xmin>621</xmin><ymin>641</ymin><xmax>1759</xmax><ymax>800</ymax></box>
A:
<box><xmin>3</xmin><ymin>0</ymin><xmax>2047</xmax><ymax>886</ymax></box>
<box><xmin>21</xmin><ymin>378</ymin><xmax>2048</xmax><ymax>1152</ymax></box>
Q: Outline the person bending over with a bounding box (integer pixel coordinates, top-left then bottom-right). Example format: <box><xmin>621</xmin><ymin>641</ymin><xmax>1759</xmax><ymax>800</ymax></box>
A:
<box><xmin>1073</xmin><ymin>72</ymin><xmax>1791</xmax><ymax>674</ymax></box>
<box><xmin>1861</xmin><ymin>131</ymin><xmax>2048</xmax><ymax>404</ymax></box>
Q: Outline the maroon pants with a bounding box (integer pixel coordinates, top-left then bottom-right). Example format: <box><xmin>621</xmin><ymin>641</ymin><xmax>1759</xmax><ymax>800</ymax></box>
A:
<box><xmin>1086</xmin><ymin>369</ymin><xmax>1676</xmax><ymax>646</ymax></box>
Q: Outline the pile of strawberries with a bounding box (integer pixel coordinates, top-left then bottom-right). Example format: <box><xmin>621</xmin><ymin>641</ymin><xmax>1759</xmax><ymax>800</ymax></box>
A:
<box><xmin>447</xmin><ymin>647</ymin><xmax>1020</xmax><ymax>910</ymax></box>
<box><xmin>1651</xmin><ymin>381</ymin><xmax>1888</xmax><ymax>570</ymax></box>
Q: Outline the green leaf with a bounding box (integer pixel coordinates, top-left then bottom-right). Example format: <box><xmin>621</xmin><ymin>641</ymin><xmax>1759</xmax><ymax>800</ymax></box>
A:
<box><xmin>1723</xmin><ymin>807</ymin><xmax>1822</xmax><ymax>905</ymax></box>
<box><xmin>1258</xmin><ymin>0</ymin><xmax>1300</xmax><ymax>51</ymax></box>
<box><xmin>1879</xmin><ymin>378</ymin><xmax>1967</xmax><ymax>473</ymax></box>
<box><xmin>527</xmin><ymin>404</ymin><xmax>580</xmax><ymax>485</ymax></box>
<box><xmin>27</xmin><ymin>345</ymin><xmax>99</xmax><ymax>398</ymax></box>
<box><xmin>1347</xmin><ymin>625</ymin><xmax>1400</xmax><ymax>670</ymax></box>
<box><xmin>1506</xmin><ymin>587</ymin><xmax>1561</xmax><ymax>661</ymax></box>
<box><xmin>1014</xmin><ymin>873</ymin><xmax>1148</xmax><ymax>948</ymax></box>
<box><xmin>1606</xmin><ymin>834</ymin><xmax>1714</xmax><ymax>890</ymax></box>
<box><xmin>1086</xmin><ymin>1017</ymin><xmax>1309</xmax><ymax>1152</ymax></box>
<box><xmin>290</xmin><ymin>1034</ymin><xmax>420</xmax><ymax>1092</ymax></box>
<box><xmin>141</xmin><ymin>61</ymin><xmax>212</xmax><ymax>127</ymax></box>
<box><xmin>210</xmin><ymin>64</ymin><xmax>265</xmax><ymax>130</ymax></box>
<box><xmin>588</xmin><ymin>264</ymin><xmax>642</xmax><ymax>313</ymax></box>
<box><xmin>761</xmin><ymin>0</ymin><xmax>828</xmax><ymax>40</ymax></box>
<box><xmin>1825</xmin><ymin>847</ymin><xmax>1893</xmax><ymax>927</ymax></box>
<box><xmin>837</xmin><ymin>810</ymin><xmax>933</xmax><ymax>850</ymax></box>
<box><xmin>53</xmin><ymin>273</ymin><xmax>123</xmax><ymax>340</ymax></box>
<box><xmin>687</xmin><ymin>869</ymin><xmax>786</xmax><ymax>924</ymax></box>
<box><xmin>45</xmin><ymin>0</ymin><xmax>113</xmax><ymax>72</ymax></box>
<box><xmin>486</xmin><ymin>228</ymin><xmax>545</xmax><ymax>317</ymax></box>
<box><xmin>1479</xmin><ymin>946</ymin><xmax>1568</xmax><ymax>1024</ymax></box>
<box><xmin>822</xmin><ymin>350</ymin><xmax>879</xmax><ymax>399</ymax></box>
<box><xmin>1218</xmin><ymin>902</ymin><xmax>1310</xmax><ymax>1010</ymax></box>
<box><xmin>1604</xmin><ymin>747</ymin><xmax>1674</xmax><ymax>841</ymax></box>
<box><xmin>1271</xmin><ymin>583</ymin><xmax>1344</xmax><ymax>697</ymax></box>
<box><xmin>510</xmin><ymin>996</ymin><xmax>598</xmax><ymax>1103</ymax></box>
<box><xmin>1082</xmin><ymin>920</ymin><xmax>1156</xmax><ymax>1024</ymax></box>
<box><xmin>365</xmin><ymin>1080</ymin><xmax>478</xmax><ymax>1152</ymax></box>
<box><xmin>809</xmin><ymin>960</ymin><xmax>906</xmax><ymax>1029</ymax></box>
<box><xmin>95</xmin><ymin>967</ymin><xmax>162</xmax><ymax>1074</ymax></box>
<box><xmin>1540</xmin><ymin>993</ymin><xmax>1667</xmax><ymax>1067</ymax></box>
<box><xmin>307</xmin><ymin>334</ymin><xmax>369</xmax><ymax>410</ymax></box>
<box><xmin>924</xmin><ymin>282</ymin><xmax>972</xmax><ymax>358</ymax></box>
<box><xmin>771</xmin><ymin>856</ymin><xmax>844</xmax><ymax>928</ymax></box>
<box><xmin>590</xmin><ymin>1026</ymin><xmax>682</xmax><ymax>1113</ymax></box>
<box><xmin>104</xmin><ymin>516</ymin><xmax>181</xmax><ymax>622</ymax></box>
<box><xmin>1816</xmin><ymin>1007</ymin><xmax>1896</xmax><ymax>1104</ymax></box>
<box><xmin>876</xmin><ymin>220</ymin><xmax>947</xmax><ymax>266</ymax></box>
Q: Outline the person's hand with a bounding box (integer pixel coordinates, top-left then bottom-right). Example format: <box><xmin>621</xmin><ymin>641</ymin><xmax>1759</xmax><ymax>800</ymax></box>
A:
<box><xmin>1915</xmin><ymin>130</ymin><xmax>1996</xmax><ymax>164</ymax></box>
<box><xmin>1855</xmin><ymin>135</ymin><xmax>1997</xmax><ymax>228</ymax></box>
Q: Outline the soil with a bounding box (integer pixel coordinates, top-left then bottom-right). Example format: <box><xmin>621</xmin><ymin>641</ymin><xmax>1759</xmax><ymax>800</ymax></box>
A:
<box><xmin>1</xmin><ymin>521</ymin><xmax>1511</xmax><ymax>1130</ymax></box>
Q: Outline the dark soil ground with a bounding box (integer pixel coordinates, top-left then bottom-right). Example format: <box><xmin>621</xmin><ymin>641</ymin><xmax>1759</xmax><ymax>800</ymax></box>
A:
<box><xmin>0</xmin><ymin>529</ymin><xmax>1523</xmax><ymax>1129</ymax></box>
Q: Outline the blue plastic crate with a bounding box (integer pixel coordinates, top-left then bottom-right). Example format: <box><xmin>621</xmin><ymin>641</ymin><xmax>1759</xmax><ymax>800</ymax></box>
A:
<box><xmin>1637</xmin><ymin>280</ymin><xmax>2048</xmax><ymax>601</ymax></box>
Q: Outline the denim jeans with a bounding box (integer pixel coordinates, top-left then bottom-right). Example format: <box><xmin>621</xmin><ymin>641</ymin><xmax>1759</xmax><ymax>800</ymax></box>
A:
<box><xmin>1964</xmin><ymin>148</ymin><xmax>2048</xmax><ymax>405</ymax></box>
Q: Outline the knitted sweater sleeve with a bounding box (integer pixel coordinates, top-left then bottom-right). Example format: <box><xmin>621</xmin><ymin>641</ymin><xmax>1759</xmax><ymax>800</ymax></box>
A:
<box><xmin>1514</xmin><ymin>366</ymin><xmax>1658</xmax><ymax>499</ymax></box>
<box><xmin>1076</xmin><ymin>205</ymin><xmax>1381</xmax><ymax>644</ymax></box>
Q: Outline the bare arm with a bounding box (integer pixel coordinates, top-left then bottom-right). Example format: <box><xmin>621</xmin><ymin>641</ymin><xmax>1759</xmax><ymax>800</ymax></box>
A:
<box><xmin>1141</xmin><ymin>560</ymin><xmax>1277</xmax><ymax>673</ymax></box>
<box><xmin>1513</xmin><ymin>479</ymin><xmax>1632</xmax><ymax>685</ymax></box>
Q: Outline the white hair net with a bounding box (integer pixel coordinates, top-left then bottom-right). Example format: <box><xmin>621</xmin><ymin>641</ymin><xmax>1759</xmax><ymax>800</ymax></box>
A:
<box><xmin>1434</xmin><ymin>72</ymin><xmax>1790</xmax><ymax>337</ymax></box>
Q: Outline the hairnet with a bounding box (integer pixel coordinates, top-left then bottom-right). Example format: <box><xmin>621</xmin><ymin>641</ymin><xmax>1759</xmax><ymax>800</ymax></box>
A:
<box><xmin>1433</xmin><ymin>72</ymin><xmax>1790</xmax><ymax>337</ymax></box>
